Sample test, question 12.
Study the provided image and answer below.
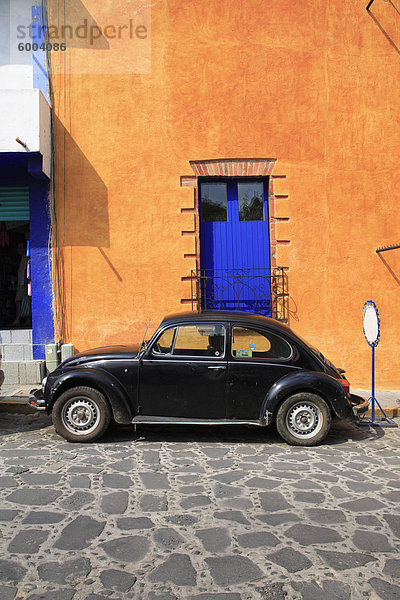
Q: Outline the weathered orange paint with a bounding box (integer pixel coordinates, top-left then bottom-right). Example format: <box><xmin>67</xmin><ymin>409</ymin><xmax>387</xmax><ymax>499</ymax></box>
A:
<box><xmin>50</xmin><ymin>0</ymin><xmax>400</xmax><ymax>389</ymax></box>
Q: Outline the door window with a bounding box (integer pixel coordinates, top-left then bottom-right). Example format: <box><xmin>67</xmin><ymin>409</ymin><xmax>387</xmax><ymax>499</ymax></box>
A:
<box><xmin>238</xmin><ymin>182</ymin><xmax>264</xmax><ymax>221</ymax></box>
<box><xmin>174</xmin><ymin>324</ymin><xmax>226</xmax><ymax>357</ymax></box>
<box><xmin>200</xmin><ymin>183</ymin><xmax>227</xmax><ymax>222</ymax></box>
<box><xmin>231</xmin><ymin>326</ymin><xmax>292</xmax><ymax>360</ymax></box>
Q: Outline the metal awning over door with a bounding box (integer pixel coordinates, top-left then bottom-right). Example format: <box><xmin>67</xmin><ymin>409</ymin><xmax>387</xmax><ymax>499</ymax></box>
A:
<box><xmin>0</xmin><ymin>187</ymin><xmax>30</xmax><ymax>221</ymax></box>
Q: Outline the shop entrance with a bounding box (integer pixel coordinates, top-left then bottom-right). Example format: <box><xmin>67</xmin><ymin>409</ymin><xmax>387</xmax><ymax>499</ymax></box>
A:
<box><xmin>0</xmin><ymin>186</ymin><xmax>31</xmax><ymax>328</ymax></box>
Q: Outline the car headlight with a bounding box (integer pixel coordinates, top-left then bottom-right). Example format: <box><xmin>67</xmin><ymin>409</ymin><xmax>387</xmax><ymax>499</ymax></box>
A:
<box><xmin>41</xmin><ymin>376</ymin><xmax>48</xmax><ymax>392</ymax></box>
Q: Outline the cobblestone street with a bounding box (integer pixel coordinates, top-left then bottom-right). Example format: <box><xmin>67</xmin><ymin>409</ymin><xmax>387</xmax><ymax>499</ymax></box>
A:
<box><xmin>0</xmin><ymin>411</ymin><xmax>400</xmax><ymax>600</ymax></box>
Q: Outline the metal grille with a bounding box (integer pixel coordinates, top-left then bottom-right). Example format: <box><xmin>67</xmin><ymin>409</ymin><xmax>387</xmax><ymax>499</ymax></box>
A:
<box><xmin>0</xmin><ymin>187</ymin><xmax>30</xmax><ymax>221</ymax></box>
<box><xmin>190</xmin><ymin>267</ymin><xmax>288</xmax><ymax>321</ymax></box>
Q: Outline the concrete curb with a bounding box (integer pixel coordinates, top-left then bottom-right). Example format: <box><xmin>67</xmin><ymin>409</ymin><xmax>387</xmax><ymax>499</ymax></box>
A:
<box><xmin>0</xmin><ymin>399</ymin><xmax>37</xmax><ymax>414</ymax></box>
<box><xmin>364</xmin><ymin>407</ymin><xmax>400</xmax><ymax>418</ymax></box>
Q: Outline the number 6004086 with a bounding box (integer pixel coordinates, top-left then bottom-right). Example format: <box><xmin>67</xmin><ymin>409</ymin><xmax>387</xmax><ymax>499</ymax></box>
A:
<box><xmin>18</xmin><ymin>43</ymin><xmax>66</xmax><ymax>51</ymax></box>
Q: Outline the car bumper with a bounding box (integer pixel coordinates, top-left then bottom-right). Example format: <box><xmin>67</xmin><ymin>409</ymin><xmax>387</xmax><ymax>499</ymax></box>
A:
<box><xmin>29</xmin><ymin>388</ymin><xmax>46</xmax><ymax>411</ymax></box>
<box><xmin>349</xmin><ymin>393</ymin><xmax>369</xmax><ymax>418</ymax></box>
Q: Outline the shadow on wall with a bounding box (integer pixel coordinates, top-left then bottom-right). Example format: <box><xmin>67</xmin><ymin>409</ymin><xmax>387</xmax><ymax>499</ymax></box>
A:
<box><xmin>47</xmin><ymin>0</ymin><xmax>110</xmax><ymax>50</ymax></box>
<box><xmin>367</xmin><ymin>0</ymin><xmax>400</xmax><ymax>56</ymax></box>
<box><xmin>55</xmin><ymin>115</ymin><xmax>110</xmax><ymax>247</ymax></box>
<box><xmin>378</xmin><ymin>252</ymin><xmax>400</xmax><ymax>286</ymax></box>
<box><xmin>54</xmin><ymin>116</ymin><xmax>112</xmax><ymax>344</ymax></box>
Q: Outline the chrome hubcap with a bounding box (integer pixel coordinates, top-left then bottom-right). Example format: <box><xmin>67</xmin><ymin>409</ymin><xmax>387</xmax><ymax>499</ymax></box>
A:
<box><xmin>286</xmin><ymin>403</ymin><xmax>323</xmax><ymax>439</ymax></box>
<box><xmin>62</xmin><ymin>398</ymin><xmax>100</xmax><ymax>435</ymax></box>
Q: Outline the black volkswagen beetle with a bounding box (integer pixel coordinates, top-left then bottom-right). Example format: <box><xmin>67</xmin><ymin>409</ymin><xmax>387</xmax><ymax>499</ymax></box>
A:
<box><xmin>30</xmin><ymin>311</ymin><xmax>368</xmax><ymax>446</ymax></box>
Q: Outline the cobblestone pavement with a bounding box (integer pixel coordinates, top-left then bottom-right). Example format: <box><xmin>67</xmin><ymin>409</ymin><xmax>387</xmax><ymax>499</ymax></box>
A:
<box><xmin>0</xmin><ymin>412</ymin><xmax>400</xmax><ymax>600</ymax></box>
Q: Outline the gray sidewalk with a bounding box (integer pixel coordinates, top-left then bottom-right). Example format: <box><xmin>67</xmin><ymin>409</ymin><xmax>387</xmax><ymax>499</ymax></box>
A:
<box><xmin>1</xmin><ymin>384</ymin><xmax>400</xmax><ymax>417</ymax></box>
<box><xmin>353</xmin><ymin>390</ymin><xmax>400</xmax><ymax>410</ymax></box>
<box><xmin>0</xmin><ymin>384</ymin><xmax>37</xmax><ymax>413</ymax></box>
<box><xmin>0</xmin><ymin>383</ymin><xmax>37</xmax><ymax>398</ymax></box>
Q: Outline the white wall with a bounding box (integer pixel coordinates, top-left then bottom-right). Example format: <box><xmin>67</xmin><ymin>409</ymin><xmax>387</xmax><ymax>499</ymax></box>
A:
<box><xmin>0</xmin><ymin>1</ymin><xmax>50</xmax><ymax>178</ymax></box>
<box><xmin>0</xmin><ymin>0</ymin><xmax>43</xmax><ymax>90</ymax></box>
<box><xmin>0</xmin><ymin>89</ymin><xmax>51</xmax><ymax>178</ymax></box>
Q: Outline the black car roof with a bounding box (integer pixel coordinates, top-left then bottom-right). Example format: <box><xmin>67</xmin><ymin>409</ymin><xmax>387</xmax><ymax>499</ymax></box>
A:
<box><xmin>160</xmin><ymin>311</ymin><xmax>294</xmax><ymax>335</ymax></box>
<box><xmin>156</xmin><ymin>311</ymin><xmax>322</xmax><ymax>366</ymax></box>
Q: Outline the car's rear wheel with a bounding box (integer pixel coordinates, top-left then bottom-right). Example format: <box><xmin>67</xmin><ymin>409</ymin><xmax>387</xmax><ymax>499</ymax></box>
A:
<box><xmin>52</xmin><ymin>386</ymin><xmax>111</xmax><ymax>443</ymax></box>
<box><xmin>275</xmin><ymin>392</ymin><xmax>331</xmax><ymax>446</ymax></box>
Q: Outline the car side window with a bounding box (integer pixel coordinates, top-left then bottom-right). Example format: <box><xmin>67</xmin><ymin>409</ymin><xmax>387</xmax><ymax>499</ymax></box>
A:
<box><xmin>152</xmin><ymin>327</ymin><xmax>176</xmax><ymax>355</ymax></box>
<box><xmin>172</xmin><ymin>324</ymin><xmax>226</xmax><ymax>357</ymax></box>
<box><xmin>231</xmin><ymin>326</ymin><xmax>292</xmax><ymax>360</ymax></box>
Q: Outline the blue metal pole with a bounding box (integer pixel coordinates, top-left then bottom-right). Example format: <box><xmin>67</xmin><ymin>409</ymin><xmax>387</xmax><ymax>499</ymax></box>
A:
<box><xmin>371</xmin><ymin>345</ymin><xmax>375</xmax><ymax>422</ymax></box>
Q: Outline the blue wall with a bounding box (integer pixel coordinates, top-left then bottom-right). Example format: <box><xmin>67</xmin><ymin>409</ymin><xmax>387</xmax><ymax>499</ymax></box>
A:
<box><xmin>32</xmin><ymin>5</ymin><xmax>49</xmax><ymax>101</ymax></box>
<box><xmin>0</xmin><ymin>155</ymin><xmax>54</xmax><ymax>358</ymax></box>
<box><xmin>29</xmin><ymin>178</ymin><xmax>54</xmax><ymax>359</ymax></box>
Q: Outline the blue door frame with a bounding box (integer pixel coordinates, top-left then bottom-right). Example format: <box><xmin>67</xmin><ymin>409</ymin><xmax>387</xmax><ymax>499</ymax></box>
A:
<box><xmin>0</xmin><ymin>154</ymin><xmax>54</xmax><ymax>358</ymax></box>
<box><xmin>199</xmin><ymin>178</ymin><xmax>271</xmax><ymax>314</ymax></box>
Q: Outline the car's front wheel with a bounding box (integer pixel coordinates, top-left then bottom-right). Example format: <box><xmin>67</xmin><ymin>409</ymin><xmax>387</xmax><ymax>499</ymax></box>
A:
<box><xmin>52</xmin><ymin>386</ymin><xmax>111</xmax><ymax>443</ymax></box>
<box><xmin>275</xmin><ymin>392</ymin><xmax>331</xmax><ymax>446</ymax></box>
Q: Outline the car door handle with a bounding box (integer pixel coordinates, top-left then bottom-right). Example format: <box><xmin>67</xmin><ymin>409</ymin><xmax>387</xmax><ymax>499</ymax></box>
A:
<box><xmin>207</xmin><ymin>365</ymin><xmax>226</xmax><ymax>370</ymax></box>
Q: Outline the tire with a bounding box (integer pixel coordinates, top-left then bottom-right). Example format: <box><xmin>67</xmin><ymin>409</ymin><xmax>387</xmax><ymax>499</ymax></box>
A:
<box><xmin>275</xmin><ymin>392</ymin><xmax>331</xmax><ymax>446</ymax></box>
<box><xmin>52</xmin><ymin>386</ymin><xmax>111</xmax><ymax>443</ymax></box>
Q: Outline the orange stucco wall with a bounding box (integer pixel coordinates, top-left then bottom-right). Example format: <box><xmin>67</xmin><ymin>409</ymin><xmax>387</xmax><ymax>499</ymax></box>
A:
<box><xmin>51</xmin><ymin>0</ymin><xmax>400</xmax><ymax>389</ymax></box>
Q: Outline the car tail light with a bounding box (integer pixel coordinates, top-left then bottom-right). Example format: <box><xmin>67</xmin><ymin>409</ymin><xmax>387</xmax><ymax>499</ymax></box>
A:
<box><xmin>338</xmin><ymin>378</ymin><xmax>350</xmax><ymax>394</ymax></box>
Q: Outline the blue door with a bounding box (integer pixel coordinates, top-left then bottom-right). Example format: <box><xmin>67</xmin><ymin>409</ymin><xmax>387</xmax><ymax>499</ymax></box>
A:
<box><xmin>199</xmin><ymin>179</ymin><xmax>271</xmax><ymax>315</ymax></box>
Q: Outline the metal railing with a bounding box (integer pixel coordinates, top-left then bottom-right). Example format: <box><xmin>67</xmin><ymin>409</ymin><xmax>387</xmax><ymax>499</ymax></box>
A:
<box><xmin>190</xmin><ymin>267</ymin><xmax>288</xmax><ymax>321</ymax></box>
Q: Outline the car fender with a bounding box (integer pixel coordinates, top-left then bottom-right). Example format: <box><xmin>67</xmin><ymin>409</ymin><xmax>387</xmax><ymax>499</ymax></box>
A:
<box><xmin>260</xmin><ymin>370</ymin><xmax>353</xmax><ymax>424</ymax></box>
<box><xmin>46</xmin><ymin>367</ymin><xmax>134</xmax><ymax>424</ymax></box>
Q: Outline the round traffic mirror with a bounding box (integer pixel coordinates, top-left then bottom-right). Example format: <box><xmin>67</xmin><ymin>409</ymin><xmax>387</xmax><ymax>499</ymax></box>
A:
<box><xmin>363</xmin><ymin>301</ymin><xmax>380</xmax><ymax>347</ymax></box>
